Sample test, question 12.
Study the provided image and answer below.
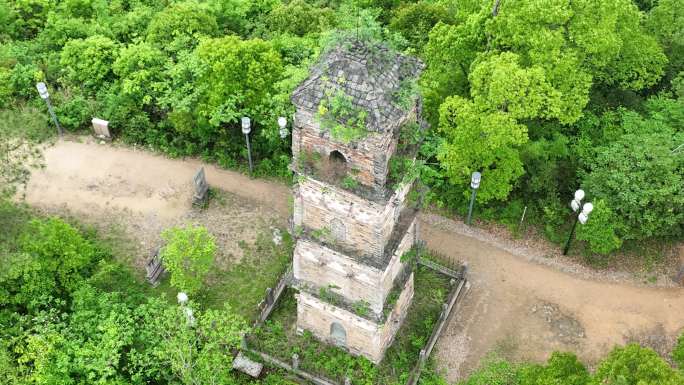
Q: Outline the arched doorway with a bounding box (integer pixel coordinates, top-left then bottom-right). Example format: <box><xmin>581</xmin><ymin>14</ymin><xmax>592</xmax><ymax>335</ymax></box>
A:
<box><xmin>330</xmin><ymin>322</ymin><xmax>347</xmax><ymax>347</ymax></box>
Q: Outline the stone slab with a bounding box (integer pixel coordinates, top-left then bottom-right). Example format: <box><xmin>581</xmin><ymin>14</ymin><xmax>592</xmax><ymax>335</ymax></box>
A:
<box><xmin>232</xmin><ymin>351</ymin><xmax>263</xmax><ymax>378</ymax></box>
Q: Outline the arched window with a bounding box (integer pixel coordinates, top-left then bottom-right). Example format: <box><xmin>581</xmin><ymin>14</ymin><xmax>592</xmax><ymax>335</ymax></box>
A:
<box><xmin>329</xmin><ymin>150</ymin><xmax>347</xmax><ymax>164</ymax></box>
<box><xmin>330</xmin><ymin>322</ymin><xmax>347</xmax><ymax>347</ymax></box>
<box><xmin>328</xmin><ymin>150</ymin><xmax>349</xmax><ymax>181</ymax></box>
<box><xmin>330</xmin><ymin>218</ymin><xmax>346</xmax><ymax>242</ymax></box>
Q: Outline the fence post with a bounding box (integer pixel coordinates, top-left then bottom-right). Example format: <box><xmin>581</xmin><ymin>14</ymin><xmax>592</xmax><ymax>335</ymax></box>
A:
<box><xmin>292</xmin><ymin>353</ymin><xmax>299</xmax><ymax>370</ymax></box>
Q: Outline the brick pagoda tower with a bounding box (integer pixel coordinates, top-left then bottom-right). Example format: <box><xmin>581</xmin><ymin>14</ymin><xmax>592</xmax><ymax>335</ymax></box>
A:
<box><xmin>290</xmin><ymin>40</ymin><xmax>424</xmax><ymax>363</ymax></box>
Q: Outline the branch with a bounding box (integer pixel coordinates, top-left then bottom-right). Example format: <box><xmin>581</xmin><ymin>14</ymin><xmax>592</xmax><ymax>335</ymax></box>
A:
<box><xmin>492</xmin><ymin>0</ymin><xmax>502</xmax><ymax>16</ymax></box>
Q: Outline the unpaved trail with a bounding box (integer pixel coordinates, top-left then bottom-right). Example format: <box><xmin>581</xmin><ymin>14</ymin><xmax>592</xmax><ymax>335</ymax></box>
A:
<box><xmin>423</xmin><ymin>215</ymin><xmax>684</xmax><ymax>381</ymax></box>
<box><xmin>25</xmin><ymin>138</ymin><xmax>290</xmax><ymax>219</ymax></box>
<box><xmin>24</xmin><ymin>138</ymin><xmax>684</xmax><ymax>382</ymax></box>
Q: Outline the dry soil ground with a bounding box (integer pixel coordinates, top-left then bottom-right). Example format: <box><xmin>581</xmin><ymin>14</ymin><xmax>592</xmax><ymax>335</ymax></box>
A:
<box><xmin>23</xmin><ymin>138</ymin><xmax>684</xmax><ymax>383</ymax></box>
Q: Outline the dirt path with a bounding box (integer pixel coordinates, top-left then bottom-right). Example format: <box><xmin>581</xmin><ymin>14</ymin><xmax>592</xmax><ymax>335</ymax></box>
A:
<box><xmin>26</xmin><ymin>138</ymin><xmax>290</xmax><ymax>218</ymax></box>
<box><xmin>24</xmin><ymin>138</ymin><xmax>684</xmax><ymax>382</ymax></box>
<box><xmin>424</xmin><ymin>215</ymin><xmax>684</xmax><ymax>381</ymax></box>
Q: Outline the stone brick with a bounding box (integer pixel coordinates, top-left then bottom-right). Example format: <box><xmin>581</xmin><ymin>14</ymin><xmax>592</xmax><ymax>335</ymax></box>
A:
<box><xmin>296</xmin><ymin>272</ymin><xmax>414</xmax><ymax>364</ymax></box>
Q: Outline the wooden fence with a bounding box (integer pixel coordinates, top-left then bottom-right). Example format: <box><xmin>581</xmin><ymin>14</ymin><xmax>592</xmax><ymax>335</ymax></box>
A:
<box><xmin>406</xmin><ymin>263</ymin><xmax>469</xmax><ymax>385</ymax></box>
<box><xmin>244</xmin><ymin>260</ymin><xmax>469</xmax><ymax>385</ymax></box>
<box><xmin>255</xmin><ymin>266</ymin><xmax>293</xmax><ymax>327</ymax></box>
<box><xmin>246</xmin><ymin>348</ymin><xmax>341</xmax><ymax>385</ymax></box>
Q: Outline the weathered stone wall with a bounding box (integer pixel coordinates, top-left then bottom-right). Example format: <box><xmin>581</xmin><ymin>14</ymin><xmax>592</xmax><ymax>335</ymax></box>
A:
<box><xmin>380</xmin><ymin>218</ymin><xmax>417</xmax><ymax>296</ymax></box>
<box><xmin>294</xmin><ymin>110</ymin><xmax>397</xmax><ymax>189</ymax></box>
<box><xmin>378</xmin><ymin>181</ymin><xmax>413</xmax><ymax>247</ymax></box>
<box><xmin>294</xmin><ymin>238</ymin><xmax>385</xmax><ymax>313</ymax></box>
<box><xmin>296</xmin><ymin>273</ymin><xmax>414</xmax><ymax>364</ymax></box>
<box><xmin>293</xmin><ymin>218</ymin><xmax>416</xmax><ymax>316</ymax></box>
<box><xmin>293</xmin><ymin>176</ymin><xmax>414</xmax><ymax>260</ymax></box>
<box><xmin>295</xmin><ymin>177</ymin><xmax>384</xmax><ymax>257</ymax></box>
<box><xmin>378</xmin><ymin>271</ymin><xmax>414</xmax><ymax>355</ymax></box>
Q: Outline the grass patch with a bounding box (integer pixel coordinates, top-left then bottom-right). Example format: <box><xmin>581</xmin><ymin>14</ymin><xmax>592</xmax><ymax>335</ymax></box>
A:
<box><xmin>200</xmin><ymin>229</ymin><xmax>294</xmax><ymax>318</ymax></box>
<box><xmin>249</xmin><ymin>265</ymin><xmax>452</xmax><ymax>385</ymax></box>
<box><xmin>0</xmin><ymin>105</ymin><xmax>53</xmax><ymax>142</ymax></box>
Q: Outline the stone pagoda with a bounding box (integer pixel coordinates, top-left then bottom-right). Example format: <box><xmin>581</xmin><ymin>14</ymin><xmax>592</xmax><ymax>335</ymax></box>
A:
<box><xmin>290</xmin><ymin>40</ymin><xmax>425</xmax><ymax>363</ymax></box>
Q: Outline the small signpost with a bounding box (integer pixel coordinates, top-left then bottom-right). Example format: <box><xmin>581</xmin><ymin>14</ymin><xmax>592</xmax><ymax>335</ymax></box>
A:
<box><xmin>145</xmin><ymin>246</ymin><xmax>165</xmax><ymax>287</ymax></box>
<box><xmin>193</xmin><ymin>167</ymin><xmax>209</xmax><ymax>206</ymax></box>
<box><xmin>91</xmin><ymin>118</ymin><xmax>111</xmax><ymax>141</ymax></box>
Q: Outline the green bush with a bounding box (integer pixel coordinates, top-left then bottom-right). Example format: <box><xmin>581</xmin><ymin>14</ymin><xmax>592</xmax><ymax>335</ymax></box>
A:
<box><xmin>60</xmin><ymin>35</ymin><xmax>118</xmax><ymax>91</ymax></box>
<box><xmin>575</xmin><ymin>199</ymin><xmax>622</xmax><ymax>255</ymax></box>
<box><xmin>160</xmin><ymin>225</ymin><xmax>216</xmax><ymax>294</ymax></box>
<box><xmin>145</xmin><ymin>1</ymin><xmax>218</xmax><ymax>52</ymax></box>
<box><xmin>591</xmin><ymin>343</ymin><xmax>684</xmax><ymax>385</ymax></box>
<box><xmin>54</xmin><ymin>92</ymin><xmax>93</xmax><ymax>131</ymax></box>
<box><xmin>672</xmin><ymin>332</ymin><xmax>684</xmax><ymax>370</ymax></box>
<box><xmin>389</xmin><ymin>1</ymin><xmax>453</xmax><ymax>52</ymax></box>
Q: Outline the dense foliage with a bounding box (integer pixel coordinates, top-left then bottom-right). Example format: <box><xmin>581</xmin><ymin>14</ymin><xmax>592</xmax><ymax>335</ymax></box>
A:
<box><xmin>460</xmin><ymin>347</ymin><xmax>684</xmax><ymax>385</ymax></box>
<box><xmin>419</xmin><ymin>0</ymin><xmax>683</xmax><ymax>255</ymax></box>
<box><xmin>0</xmin><ymin>202</ymin><xmax>282</xmax><ymax>385</ymax></box>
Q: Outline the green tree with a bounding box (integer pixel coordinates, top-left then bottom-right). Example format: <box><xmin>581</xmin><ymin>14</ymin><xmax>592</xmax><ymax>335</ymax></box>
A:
<box><xmin>59</xmin><ymin>35</ymin><xmax>118</xmax><ymax>91</ymax></box>
<box><xmin>136</xmin><ymin>299</ymin><xmax>248</xmax><ymax>385</ymax></box>
<box><xmin>112</xmin><ymin>42</ymin><xmax>167</xmax><ymax>106</ymax></box>
<box><xmin>425</xmin><ymin>0</ymin><xmax>668</xmax><ymax>203</ymax></box>
<box><xmin>160</xmin><ymin>225</ymin><xmax>216</xmax><ymax>294</ymax></box>
<box><xmin>19</xmin><ymin>217</ymin><xmax>97</xmax><ymax>290</ymax></box>
<box><xmin>582</xmin><ymin>112</ymin><xmax>684</xmax><ymax>241</ymax></box>
<box><xmin>590</xmin><ymin>343</ymin><xmax>683</xmax><ymax>385</ymax></box>
<box><xmin>266</xmin><ymin>0</ymin><xmax>335</xmax><ymax>37</ymax></box>
<box><xmin>518</xmin><ymin>352</ymin><xmax>590</xmax><ymax>385</ymax></box>
<box><xmin>9</xmin><ymin>0</ymin><xmax>53</xmax><ymax>39</ymax></box>
<box><xmin>646</xmin><ymin>0</ymin><xmax>684</xmax><ymax>85</ymax></box>
<box><xmin>575</xmin><ymin>199</ymin><xmax>622</xmax><ymax>255</ymax></box>
<box><xmin>389</xmin><ymin>1</ymin><xmax>454</xmax><ymax>53</ymax></box>
<box><xmin>145</xmin><ymin>1</ymin><xmax>218</xmax><ymax>53</ymax></box>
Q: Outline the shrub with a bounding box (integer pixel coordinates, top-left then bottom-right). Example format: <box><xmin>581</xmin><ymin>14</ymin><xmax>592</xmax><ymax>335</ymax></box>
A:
<box><xmin>575</xmin><ymin>199</ymin><xmax>622</xmax><ymax>255</ymax></box>
<box><xmin>591</xmin><ymin>343</ymin><xmax>683</xmax><ymax>385</ymax></box>
<box><xmin>60</xmin><ymin>35</ymin><xmax>118</xmax><ymax>91</ymax></box>
<box><xmin>673</xmin><ymin>331</ymin><xmax>684</xmax><ymax>370</ymax></box>
<box><xmin>54</xmin><ymin>92</ymin><xmax>93</xmax><ymax>131</ymax></box>
<box><xmin>145</xmin><ymin>1</ymin><xmax>218</xmax><ymax>53</ymax></box>
<box><xmin>160</xmin><ymin>225</ymin><xmax>216</xmax><ymax>294</ymax></box>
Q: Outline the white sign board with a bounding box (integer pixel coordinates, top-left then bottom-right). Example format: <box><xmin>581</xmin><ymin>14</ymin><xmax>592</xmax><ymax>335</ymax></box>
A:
<box><xmin>92</xmin><ymin>118</ymin><xmax>111</xmax><ymax>139</ymax></box>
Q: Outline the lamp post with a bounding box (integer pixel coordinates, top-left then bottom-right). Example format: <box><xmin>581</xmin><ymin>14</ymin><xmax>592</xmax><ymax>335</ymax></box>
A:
<box><xmin>278</xmin><ymin>116</ymin><xmax>288</xmax><ymax>139</ymax></box>
<box><xmin>466</xmin><ymin>171</ymin><xmax>481</xmax><ymax>225</ymax></box>
<box><xmin>241</xmin><ymin>117</ymin><xmax>253</xmax><ymax>175</ymax></box>
<box><xmin>563</xmin><ymin>189</ymin><xmax>592</xmax><ymax>255</ymax></box>
<box><xmin>36</xmin><ymin>82</ymin><xmax>63</xmax><ymax>136</ymax></box>
<box><xmin>176</xmin><ymin>292</ymin><xmax>196</xmax><ymax>326</ymax></box>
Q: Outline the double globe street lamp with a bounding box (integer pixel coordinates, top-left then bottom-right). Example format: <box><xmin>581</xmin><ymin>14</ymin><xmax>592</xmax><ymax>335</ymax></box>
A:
<box><xmin>563</xmin><ymin>189</ymin><xmax>593</xmax><ymax>255</ymax></box>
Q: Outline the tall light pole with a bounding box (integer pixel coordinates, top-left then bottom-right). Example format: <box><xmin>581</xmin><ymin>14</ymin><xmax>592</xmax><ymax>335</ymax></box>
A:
<box><xmin>36</xmin><ymin>82</ymin><xmax>63</xmax><ymax>136</ymax></box>
<box><xmin>466</xmin><ymin>171</ymin><xmax>481</xmax><ymax>225</ymax></box>
<box><xmin>241</xmin><ymin>117</ymin><xmax>253</xmax><ymax>175</ymax></box>
<box><xmin>278</xmin><ymin>116</ymin><xmax>288</xmax><ymax>139</ymax></box>
<box><xmin>563</xmin><ymin>189</ymin><xmax>593</xmax><ymax>255</ymax></box>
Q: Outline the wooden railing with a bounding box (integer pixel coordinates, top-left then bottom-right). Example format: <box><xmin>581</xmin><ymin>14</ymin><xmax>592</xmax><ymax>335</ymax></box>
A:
<box><xmin>255</xmin><ymin>266</ymin><xmax>293</xmax><ymax>327</ymax></box>
<box><xmin>406</xmin><ymin>264</ymin><xmax>469</xmax><ymax>385</ymax></box>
